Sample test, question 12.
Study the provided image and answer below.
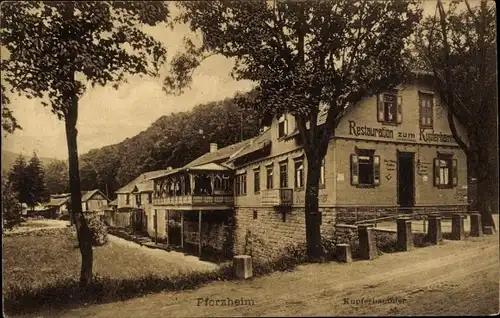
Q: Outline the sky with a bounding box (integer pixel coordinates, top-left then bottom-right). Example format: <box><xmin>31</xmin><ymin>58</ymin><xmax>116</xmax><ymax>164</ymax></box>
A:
<box><xmin>1</xmin><ymin>0</ymin><xmax>479</xmax><ymax>160</ymax></box>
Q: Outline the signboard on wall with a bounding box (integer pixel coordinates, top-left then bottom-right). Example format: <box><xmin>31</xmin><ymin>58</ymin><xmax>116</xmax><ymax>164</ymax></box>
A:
<box><xmin>346</xmin><ymin>120</ymin><xmax>456</xmax><ymax>144</ymax></box>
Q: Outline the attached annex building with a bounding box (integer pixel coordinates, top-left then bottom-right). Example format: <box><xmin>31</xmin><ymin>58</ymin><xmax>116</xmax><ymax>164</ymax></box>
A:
<box><xmin>147</xmin><ymin>71</ymin><xmax>468</xmax><ymax>262</ymax></box>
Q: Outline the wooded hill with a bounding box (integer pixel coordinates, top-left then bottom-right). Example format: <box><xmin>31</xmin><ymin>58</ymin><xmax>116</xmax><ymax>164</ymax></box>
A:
<box><xmin>1</xmin><ymin>150</ymin><xmax>59</xmax><ymax>176</ymax></box>
<box><xmin>78</xmin><ymin>96</ymin><xmax>264</xmax><ymax>198</ymax></box>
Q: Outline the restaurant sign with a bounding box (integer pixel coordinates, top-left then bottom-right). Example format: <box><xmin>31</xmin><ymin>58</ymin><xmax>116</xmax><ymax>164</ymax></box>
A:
<box><xmin>347</xmin><ymin>120</ymin><xmax>455</xmax><ymax>144</ymax></box>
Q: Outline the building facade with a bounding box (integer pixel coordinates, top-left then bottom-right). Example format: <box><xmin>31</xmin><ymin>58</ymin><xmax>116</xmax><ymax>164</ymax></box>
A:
<box><xmin>114</xmin><ymin>169</ymin><xmax>171</xmax><ymax>234</ymax></box>
<box><xmin>149</xmin><ymin>72</ymin><xmax>468</xmax><ymax>262</ymax></box>
<box><xmin>81</xmin><ymin>190</ymin><xmax>110</xmax><ymax>213</ymax></box>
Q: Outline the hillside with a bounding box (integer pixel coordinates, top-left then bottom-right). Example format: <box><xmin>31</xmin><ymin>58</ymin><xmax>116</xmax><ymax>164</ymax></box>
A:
<box><xmin>77</xmin><ymin>95</ymin><xmax>264</xmax><ymax>197</ymax></box>
<box><xmin>2</xmin><ymin>95</ymin><xmax>265</xmax><ymax>197</ymax></box>
<box><xmin>1</xmin><ymin>149</ymin><xmax>61</xmax><ymax>175</ymax></box>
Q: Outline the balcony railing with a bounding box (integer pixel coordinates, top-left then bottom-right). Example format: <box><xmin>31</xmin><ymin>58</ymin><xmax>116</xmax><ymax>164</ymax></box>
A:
<box><xmin>153</xmin><ymin>195</ymin><xmax>234</xmax><ymax>206</ymax></box>
<box><xmin>261</xmin><ymin>188</ymin><xmax>293</xmax><ymax>207</ymax></box>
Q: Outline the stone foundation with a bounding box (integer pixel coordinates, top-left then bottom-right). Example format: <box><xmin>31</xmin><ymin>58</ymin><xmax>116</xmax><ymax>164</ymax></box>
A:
<box><xmin>233</xmin><ymin>206</ymin><xmax>336</xmax><ymax>262</ymax></box>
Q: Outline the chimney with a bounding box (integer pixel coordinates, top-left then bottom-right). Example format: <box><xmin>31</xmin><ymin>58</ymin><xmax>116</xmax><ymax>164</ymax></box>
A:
<box><xmin>210</xmin><ymin>143</ymin><xmax>218</xmax><ymax>153</ymax></box>
<box><xmin>167</xmin><ymin>166</ymin><xmax>173</xmax><ymax>171</ymax></box>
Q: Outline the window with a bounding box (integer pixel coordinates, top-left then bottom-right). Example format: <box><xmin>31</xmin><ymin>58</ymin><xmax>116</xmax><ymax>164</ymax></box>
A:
<box><xmin>136</xmin><ymin>194</ymin><xmax>141</xmax><ymax>206</ymax></box>
<box><xmin>419</xmin><ymin>92</ymin><xmax>434</xmax><ymax>128</ymax></box>
<box><xmin>235</xmin><ymin>173</ymin><xmax>247</xmax><ymax>195</ymax></box>
<box><xmin>253</xmin><ymin>168</ymin><xmax>260</xmax><ymax>193</ymax></box>
<box><xmin>320</xmin><ymin>158</ymin><xmax>325</xmax><ymax>186</ymax></box>
<box><xmin>253</xmin><ymin>210</ymin><xmax>258</xmax><ymax>220</ymax></box>
<box><xmin>214</xmin><ymin>176</ymin><xmax>222</xmax><ymax>190</ymax></box>
<box><xmin>294</xmin><ymin>160</ymin><xmax>304</xmax><ymax>189</ymax></box>
<box><xmin>148</xmin><ymin>193</ymin><xmax>152</xmax><ymax>204</ymax></box>
<box><xmin>266</xmin><ymin>165</ymin><xmax>274</xmax><ymax>189</ymax></box>
<box><xmin>377</xmin><ymin>92</ymin><xmax>402</xmax><ymax>124</ymax></box>
<box><xmin>434</xmin><ymin>154</ymin><xmax>457</xmax><ymax>188</ymax></box>
<box><xmin>351</xmin><ymin>150</ymin><xmax>380</xmax><ymax>186</ymax></box>
<box><xmin>279</xmin><ymin>162</ymin><xmax>288</xmax><ymax>188</ymax></box>
<box><xmin>222</xmin><ymin>176</ymin><xmax>232</xmax><ymax>191</ymax></box>
<box><xmin>278</xmin><ymin>114</ymin><xmax>288</xmax><ymax>138</ymax></box>
<box><xmin>126</xmin><ymin>194</ymin><xmax>130</xmax><ymax>205</ymax></box>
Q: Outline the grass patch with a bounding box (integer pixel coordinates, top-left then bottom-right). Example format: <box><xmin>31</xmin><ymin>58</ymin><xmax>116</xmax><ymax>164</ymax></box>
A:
<box><xmin>3</xmin><ymin>226</ymin><xmax>303</xmax><ymax>315</ymax></box>
<box><xmin>4</xmin><ymin>252</ymin><xmax>300</xmax><ymax>315</ymax></box>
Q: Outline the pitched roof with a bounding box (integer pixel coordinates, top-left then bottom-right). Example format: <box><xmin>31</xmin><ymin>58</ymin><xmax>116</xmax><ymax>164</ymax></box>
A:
<box><xmin>187</xmin><ymin>162</ymin><xmax>231</xmax><ymax>171</ymax></box>
<box><xmin>115</xmin><ymin>169</ymin><xmax>171</xmax><ymax>194</ymax></box>
<box><xmin>184</xmin><ymin>139</ymin><xmax>252</xmax><ymax>168</ymax></box>
<box><xmin>227</xmin><ymin>128</ymin><xmax>272</xmax><ymax>163</ymax></box>
<box><xmin>146</xmin><ymin>168</ymin><xmax>183</xmax><ymax>181</ymax></box>
<box><xmin>82</xmin><ymin>189</ymin><xmax>110</xmax><ymax>202</ymax></box>
<box><xmin>134</xmin><ymin>182</ymin><xmax>153</xmax><ymax>193</ymax></box>
<box><xmin>46</xmin><ymin>196</ymin><xmax>70</xmax><ymax>207</ymax></box>
<box><xmin>108</xmin><ymin>199</ymin><xmax>118</xmax><ymax>206</ymax></box>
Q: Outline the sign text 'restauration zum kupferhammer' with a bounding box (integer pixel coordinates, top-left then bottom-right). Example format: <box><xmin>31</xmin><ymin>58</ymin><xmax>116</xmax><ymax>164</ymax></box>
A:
<box><xmin>347</xmin><ymin>120</ymin><xmax>455</xmax><ymax>144</ymax></box>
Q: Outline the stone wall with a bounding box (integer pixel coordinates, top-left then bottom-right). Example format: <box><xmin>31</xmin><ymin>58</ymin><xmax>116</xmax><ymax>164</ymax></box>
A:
<box><xmin>183</xmin><ymin>212</ymin><xmax>234</xmax><ymax>258</ymax></box>
<box><xmin>233</xmin><ymin>206</ymin><xmax>336</xmax><ymax>262</ymax></box>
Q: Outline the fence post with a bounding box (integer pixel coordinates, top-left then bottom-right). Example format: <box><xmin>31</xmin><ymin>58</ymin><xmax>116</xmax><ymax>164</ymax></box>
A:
<box><xmin>427</xmin><ymin>214</ymin><xmax>442</xmax><ymax>244</ymax></box>
<box><xmin>451</xmin><ymin>213</ymin><xmax>465</xmax><ymax>240</ymax></box>
<box><xmin>358</xmin><ymin>225</ymin><xmax>378</xmax><ymax>260</ymax></box>
<box><xmin>470</xmin><ymin>213</ymin><xmax>482</xmax><ymax>237</ymax></box>
<box><xmin>397</xmin><ymin>217</ymin><xmax>413</xmax><ymax>251</ymax></box>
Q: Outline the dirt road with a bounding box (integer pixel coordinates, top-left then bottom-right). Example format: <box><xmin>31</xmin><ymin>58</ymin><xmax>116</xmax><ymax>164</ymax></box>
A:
<box><xmin>29</xmin><ymin>233</ymin><xmax>498</xmax><ymax>317</ymax></box>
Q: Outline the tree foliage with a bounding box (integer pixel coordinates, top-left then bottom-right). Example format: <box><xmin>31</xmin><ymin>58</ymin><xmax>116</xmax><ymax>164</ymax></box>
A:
<box><xmin>165</xmin><ymin>0</ymin><xmax>422</xmax><ymax>258</ymax></box>
<box><xmin>1</xmin><ymin>1</ymin><xmax>169</xmax><ymax>116</ymax></box>
<box><xmin>26</xmin><ymin>152</ymin><xmax>49</xmax><ymax>207</ymax></box>
<box><xmin>78</xmin><ymin>96</ymin><xmax>263</xmax><ymax>196</ymax></box>
<box><xmin>8</xmin><ymin>155</ymin><xmax>29</xmax><ymax>206</ymax></box>
<box><xmin>414</xmin><ymin>0</ymin><xmax>497</xmax><ymax>226</ymax></box>
<box><xmin>0</xmin><ymin>1</ymin><xmax>170</xmax><ymax>286</ymax></box>
<box><xmin>2</xmin><ymin>179</ymin><xmax>22</xmax><ymax>231</ymax></box>
<box><xmin>8</xmin><ymin>153</ymin><xmax>47</xmax><ymax>209</ymax></box>
<box><xmin>1</xmin><ymin>84</ymin><xmax>21</xmax><ymax>134</ymax></box>
<box><xmin>44</xmin><ymin>160</ymin><xmax>70</xmax><ymax>195</ymax></box>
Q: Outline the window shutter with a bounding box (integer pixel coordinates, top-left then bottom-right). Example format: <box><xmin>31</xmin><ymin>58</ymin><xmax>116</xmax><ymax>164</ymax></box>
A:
<box><xmin>452</xmin><ymin>159</ymin><xmax>458</xmax><ymax>187</ymax></box>
<box><xmin>433</xmin><ymin>158</ymin><xmax>440</xmax><ymax>186</ymax></box>
<box><xmin>397</xmin><ymin>95</ymin><xmax>403</xmax><ymax>124</ymax></box>
<box><xmin>284</xmin><ymin>118</ymin><xmax>288</xmax><ymax>135</ymax></box>
<box><xmin>377</xmin><ymin>94</ymin><xmax>384</xmax><ymax>122</ymax></box>
<box><xmin>373</xmin><ymin>155</ymin><xmax>380</xmax><ymax>186</ymax></box>
<box><xmin>351</xmin><ymin>154</ymin><xmax>359</xmax><ymax>185</ymax></box>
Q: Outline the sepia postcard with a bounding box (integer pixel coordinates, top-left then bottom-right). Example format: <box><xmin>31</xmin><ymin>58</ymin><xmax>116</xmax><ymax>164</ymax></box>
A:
<box><xmin>1</xmin><ymin>0</ymin><xmax>498</xmax><ymax>317</ymax></box>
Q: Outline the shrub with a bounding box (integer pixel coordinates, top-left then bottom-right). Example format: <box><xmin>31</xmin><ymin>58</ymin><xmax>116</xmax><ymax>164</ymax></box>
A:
<box><xmin>334</xmin><ymin>231</ymin><xmax>360</xmax><ymax>259</ymax></box>
<box><xmin>84</xmin><ymin>213</ymin><xmax>108</xmax><ymax>246</ymax></box>
<box><xmin>321</xmin><ymin>235</ymin><xmax>337</xmax><ymax>261</ymax></box>
<box><xmin>374</xmin><ymin>232</ymin><xmax>398</xmax><ymax>254</ymax></box>
<box><xmin>413</xmin><ymin>232</ymin><xmax>433</xmax><ymax>247</ymax></box>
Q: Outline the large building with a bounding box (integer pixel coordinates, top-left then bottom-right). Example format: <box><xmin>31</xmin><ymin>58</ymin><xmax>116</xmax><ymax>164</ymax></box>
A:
<box><xmin>148</xmin><ymin>71</ymin><xmax>468</xmax><ymax>262</ymax></box>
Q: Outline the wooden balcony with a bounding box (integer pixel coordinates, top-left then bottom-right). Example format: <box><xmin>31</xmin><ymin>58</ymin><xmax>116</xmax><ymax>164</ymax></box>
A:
<box><xmin>261</xmin><ymin>188</ymin><xmax>293</xmax><ymax>207</ymax></box>
<box><xmin>153</xmin><ymin>195</ymin><xmax>234</xmax><ymax>209</ymax></box>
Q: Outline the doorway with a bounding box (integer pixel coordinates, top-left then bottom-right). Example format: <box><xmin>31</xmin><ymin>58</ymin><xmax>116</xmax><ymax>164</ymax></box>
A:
<box><xmin>397</xmin><ymin>151</ymin><xmax>415</xmax><ymax>209</ymax></box>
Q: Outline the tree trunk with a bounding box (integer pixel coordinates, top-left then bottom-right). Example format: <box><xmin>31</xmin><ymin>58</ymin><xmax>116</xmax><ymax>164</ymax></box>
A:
<box><xmin>65</xmin><ymin>104</ymin><xmax>94</xmax><ymax>287</ymax></box>
<box><xmin>475</xmin><ymin>143</ymin><xmax>497</xmax><ymax>231</ymax></box>
<box><xmin>304</xmin><ymin>155</ymin><xmax>323</xmax><ymax>261</ymax></box>
<box><xmin>466</xmin><ymin>155</ymin><xmax>477</xmax><ymax>212</ymax></box>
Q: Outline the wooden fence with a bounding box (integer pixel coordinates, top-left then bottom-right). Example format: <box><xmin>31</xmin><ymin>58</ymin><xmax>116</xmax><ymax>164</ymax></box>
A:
<box><xmin>103</xmin><ymin>210</ymin><xmax>132</xmax><ymax>228</ymax></box>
